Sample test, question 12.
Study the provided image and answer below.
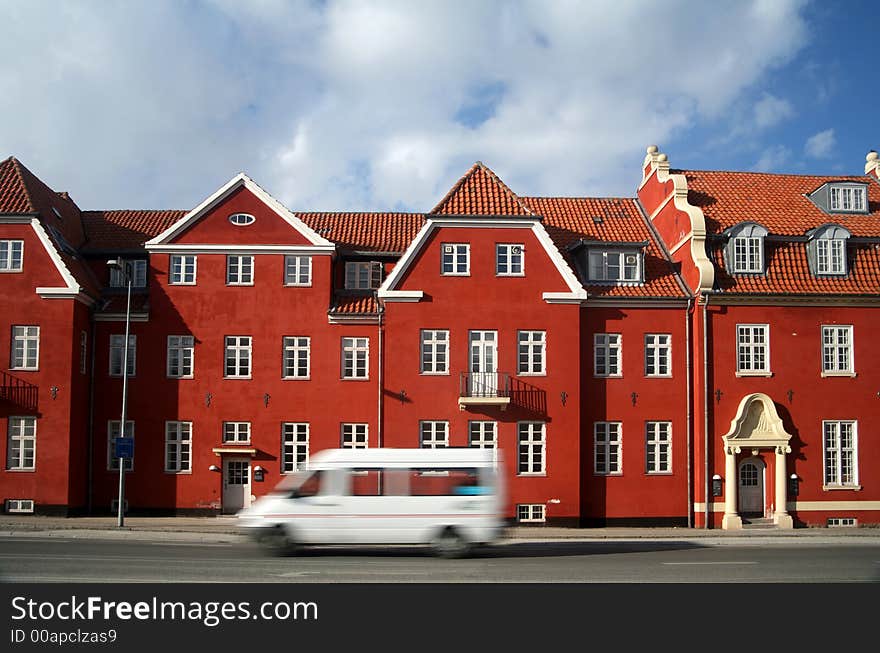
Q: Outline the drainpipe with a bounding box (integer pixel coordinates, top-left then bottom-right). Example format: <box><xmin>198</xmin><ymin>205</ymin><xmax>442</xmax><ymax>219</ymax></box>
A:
<box><xmin>702</xmin><ymin>291</ymin><xmax>711</xmax><ymax>529</ymax></box>
<box><xmin>377</xmin><ymin>296</ymin><xmax>384</xmax><ymax>449</ymax></box>
<box><xmin>685</xmin><ymin>296</ymin><xmax>694</xmax><ymax>528</ymax></box>
<box><xmin>86</xmin><ymin>310</ymin><xmax>97</xmax><ymax>515</ymax></box>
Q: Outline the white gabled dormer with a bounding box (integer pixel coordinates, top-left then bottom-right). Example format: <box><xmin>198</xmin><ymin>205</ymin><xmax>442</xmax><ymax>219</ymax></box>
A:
<box><xmin>807</xmin><ymin>181</ymin><xmax>869</xmax><ymax>215</ymax></box>
<box><xmin>806</xmin><ymin>224</ymin><xmax>851</xmax><ymax>277</ymax></box>
<box><xmin>723</xmin><ymin>222</ymin><xmax>768</xmax><ymax>275</ymax></box>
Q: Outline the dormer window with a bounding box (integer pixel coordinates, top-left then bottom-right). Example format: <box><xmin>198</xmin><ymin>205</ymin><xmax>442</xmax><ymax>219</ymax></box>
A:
<box><xmin>109</xmin><ymin>259</ymin><xmax>148</xmax><ymax>288</ymax></box>
<box><xmin>724</xmin><ymin>222</ymin><xmax>767</xmax><ymax>275</ymax></box>
<box><xmin>345</xmin><ymin>261</ymin><xmax>382</xmax><ymax>289</ymax></box>
<box><xmin>829</xmin><ymin>185</ymin><xmax>865</xmax><ymax>213</ymax></box>
<box><xmin>807</xmin><ymin>224</ymin><xmax>850</xmax><ymax>277</ymax></box>
<box><xmin>588</xmin><ymin>249</ymin><xmax>641</xmax><ymax>283</ymax></box>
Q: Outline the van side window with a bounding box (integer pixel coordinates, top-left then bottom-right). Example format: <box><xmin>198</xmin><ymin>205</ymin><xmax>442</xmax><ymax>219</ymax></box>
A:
<box><xmin>296</xmin><ymin>471</ymin><xmax>322</xmax><ymax>498</ymax></box>
<box><xmin>410</xmin><ymin>468</ymin><xmax>482</xmax><ymax>496</ymax></box>
<box><xmin>351</xmin><ymin>470</ymin><xmax>382</xmax><ymax>496</ymax></box>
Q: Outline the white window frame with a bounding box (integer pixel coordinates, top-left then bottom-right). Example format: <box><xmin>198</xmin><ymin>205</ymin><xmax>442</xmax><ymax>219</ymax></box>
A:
<box><xmin>816</xmin><ymin>238</ymin><xmax>846</xmax><ymax>275</ymax></box>
<box><xmin>284</xmin><ymin>255</ymin><xmax>312</xmax><ymax>286</ymax></box>
<box><xmin>342</xmin><ymin>337</ymin><xmax>369</xmax><ymax>379</ymax></box>
<box><xmin>226</xmin><ymin>255</ymin><xmax>254</xmax><ymax>286</ymax></box>
<box><xmin>0</xmin><ymin>239</ymin><xmax>24</xmax><ymax>272</ymax></box>
<box><xmin>517</xmin><ymin>504</ymin><xmax>546</xmax><ymax>523</ymax></box>
<box><xmin>823</xmin><ymin>420</ymin><xmax>858</xmax><ymax>488</ymax></box>
<box><xmin>645</xmin><ymin>334</ymin><xmax>671</xmax><ymax>377</ymax></box>
<box><xmin>11</xmin><ymin>325</ymin><xmax>39</xmax><ymax>370</ymax></box>
<box><xmin>165</xmin><ymin>421</ymin><xmax>192</xmax><ymax>473</ymax></box>
<box><xmin>646</xmin><ymin>421</ymin><xmax>672</xmax><ymax>474</ymax></box>
<box><xmin>732</xmin><ymin>236</ymin><xmax>763</xmax><ymax>273</ymax></box>
<box><xmin>496</xmin><ymin>244</ymin><xmax>524</xmax><ymax>276</ymax></box>
<box><xmin>517</xmin><ymin>421</ymin><xmax>546</xmax><ymax>476</ymax></box>
<box><xmin>344</xmin><ymin>261</ymin><xmax>383</xmax><ymax>289</ymax></box>
<box><xmin>588</xmin><ymin>250</ymin><xmax>640</xmax><ymax>283</ymax></box>
<box><xmin>736</xmin><ymin>324</ymin><xmax>770</xmax><ymax>375</ymax></box>
<box><xmin>468</xmin><ymin>421</ymin><xmax>497</xmax><ymax>450</ymax></box>
<box><xmin>169</xmin><ymin>255</ymin><xmax>197</xmax><ymax>285</ymax></box>
<box><xmin>282</xmin><ymin>423</ymin><xmax>309</xmax><ymax>473</ymax></box>
<box><xmin>107</xmin><ymin>420</ymin><xmax>134</xmax><ymax>472</ymax></box>
<box><xmin>821</xmin><ymin>325</ymin><xmax>854</xmax><ymax>376</ymax></box>
<box><xmin>228</xmin><ymin>212</ymin><xmax>255</xmax><ymax>226</ymax></box>
<box><xmin>441</xmin><ymin>243</ymin><xmax>470</xmax><ymax>276</ymax></box>
<box><xmin>282</xmin><ymin>336</ymin><xmax>310</xmax><ymax>379</ymax></box>
<box><xmin>7</xmin><ymin>416</ymin><xmax>36</xmax><ymax>471</ymax></box>
<box><xmin>341</xmin><ymin>423</ymin><xmax>369</xmax><ymax>449</ymax></box>
<box><xmin>419</xmin><ymin>421</ymin><xmax>449</xmax><ymax>449</ymax></box>
<box><xmin>594</xmin><ymin>333</ymin><xmax>622</xmax><ymax>377</ymax></box>
<box><xmin>516</xmin><ymin>330</ymin><xmax>546</xmax><ymax>375</ymax></box>
<box><xmin>420</xmin><ymin>329</ymin><xmax>449</xmax><ymax>375</ymax></box>
<box><xmin>80</xmin><ymin>331</ymin><xmax>88</xmax><ymax>375</ymax></box>
<box><xmin>166</xmin><ymin>335</ymin><xmax>194</xmax><ymax>379</ymax></box>
<box><xmin>109</xmin><ymin>259</ymin><xmax>147</xmax><ymax>288</ymax></box>
<box><xmin>223</xmin><ymin>421</ymin><xmax>251</xmax><ymax>444</ymax></box>
<box><xmin>224</xmin><ymin>336</ymin><xmax>252</xmax><ymax>379</ymax></box>
<box><xmin>829</xmin><ymin>185</ymin><xmax>866</xmax><ymax>212</ymax></box>
<box><xmin>109</xmin><ymin>334</ymin><xmax>136</xmax><ymax>377</ymax></box>
<box><xmin>594</xmin><ymin>422</ymin><xmax>622</xmax><ymax>475</ymax></box>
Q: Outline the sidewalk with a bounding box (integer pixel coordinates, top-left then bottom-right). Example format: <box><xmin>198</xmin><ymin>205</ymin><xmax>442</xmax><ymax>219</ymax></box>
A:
<box><xmin>1</xmin><ymin>515</ymin><xmax>878</xmax><ymax>541</ymax></box>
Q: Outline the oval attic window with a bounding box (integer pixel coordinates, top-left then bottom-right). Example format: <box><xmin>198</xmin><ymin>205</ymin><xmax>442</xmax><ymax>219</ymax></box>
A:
<box><xmin>228</xmin><ymin>213</ymin><xmax>256</xmax><ymax>226</ymax></box>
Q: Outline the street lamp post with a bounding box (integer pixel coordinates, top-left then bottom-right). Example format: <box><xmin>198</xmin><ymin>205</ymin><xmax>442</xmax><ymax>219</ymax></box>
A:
<box><xmin>108</xmin><ymin>258</ymin><xmax>132</xmax><ymax>528</ymax></box>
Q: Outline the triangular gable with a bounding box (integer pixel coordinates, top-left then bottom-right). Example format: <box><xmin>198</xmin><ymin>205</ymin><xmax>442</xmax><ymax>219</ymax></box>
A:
<box><xmin>430</xmin><ymin>162</ymin><xmax>536</xmax><ymax>217</ymax></box>
<box><xmin>145</xmin><ymin>173</ymin><xmax>334</xmax><ymax>249</ymax></box>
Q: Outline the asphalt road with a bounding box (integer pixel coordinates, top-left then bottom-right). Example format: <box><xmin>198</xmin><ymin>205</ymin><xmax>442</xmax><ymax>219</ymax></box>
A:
<box><xmin>1</xmin><ymin>535</ymin><xmax>879</xmax><ymax>583</ymax></box>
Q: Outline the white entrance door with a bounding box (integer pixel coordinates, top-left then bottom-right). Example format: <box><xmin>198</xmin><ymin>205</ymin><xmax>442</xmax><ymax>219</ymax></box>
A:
<box><xmin>738</xmin><ymin>459</ymin><xmax>765</xmax><ymax>516</ymax></box>
<box><xmin>469</xmin><ymin>330</ymin><xmax>498</xmax><ymax>397</ymax></box>
<box><xmin>223</xmin><ymin>457</ymin><xmax>251</xmax><ymax>514</ymax></box>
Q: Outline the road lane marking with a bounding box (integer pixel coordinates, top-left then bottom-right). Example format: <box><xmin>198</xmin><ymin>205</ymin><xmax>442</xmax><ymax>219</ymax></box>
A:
<box><xmin>661</xmin><ymin>561</ymin><xmax>758</xmax><ymax>565</ymax></box>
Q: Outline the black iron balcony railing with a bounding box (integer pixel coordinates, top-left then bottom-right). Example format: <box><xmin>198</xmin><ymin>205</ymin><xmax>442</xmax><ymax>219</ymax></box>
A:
<box><xmin>0</xmin><ymin>370</ymin><xmax>38</xmax><ymax>412</ymax></box>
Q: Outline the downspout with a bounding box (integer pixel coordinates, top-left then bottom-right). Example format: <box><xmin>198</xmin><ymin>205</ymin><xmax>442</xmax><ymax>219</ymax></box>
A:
<box><xmin>685</xmin><ymin>296</ymin><xmax>694</xmax><ymax>528</ymax></box>
<box><xmin>86</xmin><ymin>308</ymin><xmax>97</xmax><ymax>515</ymax></box>
<box><xmin>702</xmin><ymin>291</ymin><xmax>711</xmax><ymax>529</ymax></box>
<box><xmin>377</xmin><ymin>295</ymin><xmax>384</xmax><ymax>449</ymax></box>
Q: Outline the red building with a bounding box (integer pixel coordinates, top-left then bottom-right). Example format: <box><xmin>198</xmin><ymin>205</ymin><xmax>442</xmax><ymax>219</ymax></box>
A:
<box><xmin>1</xmin><ymin>148</ymin><xmax>877</xmax><ymax>528</ymax></box>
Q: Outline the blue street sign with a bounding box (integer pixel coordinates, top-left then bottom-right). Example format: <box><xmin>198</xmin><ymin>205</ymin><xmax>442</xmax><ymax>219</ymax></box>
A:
<box><xmin>114</xmin><ymin>437</ymin><xmax>134</xmax><ymax>459</ymax></box>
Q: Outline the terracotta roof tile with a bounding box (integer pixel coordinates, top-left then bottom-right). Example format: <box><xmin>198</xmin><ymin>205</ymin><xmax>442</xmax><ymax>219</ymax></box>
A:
<box><xmin>329</xmin><ymin>292</ymin><xmax>379</xmax><ymax>315</ymax></box>
<box><xmin>82</xmin><ymin>210</ymin><xmax>186</xmax><ymax>250</ymax></box>
<box><xmin>431</xmin><ymin>162</ymin><xmax>535</xmax><ymax>216</ymax></box>
<box><xmin>298</xmin><ymin>212</ymin><xmax>424</xmax><ymax>253</ymax></box>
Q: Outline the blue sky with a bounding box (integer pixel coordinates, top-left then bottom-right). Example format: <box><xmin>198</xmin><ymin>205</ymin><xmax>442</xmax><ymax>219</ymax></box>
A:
<box><xmin>0</xmin><ymin>0</ymin><xmax>876</xmax><ymax>212</ymax></box>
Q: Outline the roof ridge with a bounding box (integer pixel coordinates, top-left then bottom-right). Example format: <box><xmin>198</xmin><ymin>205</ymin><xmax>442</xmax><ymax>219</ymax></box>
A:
<box><xmin>0</xmin><ymin>156</ymin><xmax>37</xmax><ymax>213</ymax></box>
<box><xmin>429</xmin><ymin>161</ymin><xmax>535</xmax><ymax>216</ymax></box>
<box><xmin>674</xmin><ymin>168</ymin><xmax>869</xmax><ymax>180</ymax></box>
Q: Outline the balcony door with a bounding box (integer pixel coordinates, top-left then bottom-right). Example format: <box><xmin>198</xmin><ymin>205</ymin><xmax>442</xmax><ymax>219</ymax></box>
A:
<box><xmin>469</xmin><ymin>330</ymin><xmax>498</xmax><ymax>397</ymax></box>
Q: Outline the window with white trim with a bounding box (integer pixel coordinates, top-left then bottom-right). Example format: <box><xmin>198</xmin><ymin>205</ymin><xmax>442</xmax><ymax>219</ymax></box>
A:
<box><xmin>165</xmin><ymin>421</ymin><xmax>191</xmax><ymax>473</ymax></box>
<box><xmin>224</xmin><ymin>336</ymin><xmax>251</xmax><ymax>378</ymax></box>
<box><xmin>169</xmin><ymin>255</ymin><xmax>197</xmax><ymax>285</ymax></box>
<box><xmin>588</xmin><ymin>250</ymin><xmax>640</xmax><ymax>282</ymax></box>
<box><xmin>109</xmin><ymin>334</ymin><xmax>136</xmax><ymax>377</ymax></box>
<box><xmin>517</xmin><ymin>504</ymin><xmax>546</xmax><ymax>523</ymax></box>
<box><xmin>594</xmin><ymin>422</ymin><xmax>622</xmax><ymax>475</ymax></box>
<box><xmin>645</xmin><ymin>334</ymin><xmax>671</xmax><ymax>377</ymax></box>
<box><xmin>284</xmin><ymin>255</ymin><xmax>312</xmax><ymax>286</ymax></box>
<box><xmin>823</xmin><ymin>420</ymin><xmax>858</xmax><ymax>487</ymax></box>
<box><xmin>829</xmin><ymin>185</ymin><xmax>866</xmax><ymax>212</ymax></box>
<box><xmin>226</xmin><ymin>255</ymin><xmax>254</xmax><ymax>285</ymax></box>
<box><xmin>341</xmin><ymin>423</ymin><xmax>368</xmax><ymax>448</ymax></box>
<box><xmin>283</xmin><ymin>337</ymin><xmax>310</xmax><ymax>379</ymax></box>
<box><xmin>518</xmin><ymin>422</ymin><xmax>545</xmax><ymax>475</ymax></box>
<box><xmin>344</xmin><ymin>261</ymin><xmax>382</xmax><ymax>289</ymax></box>
<box><xmin>816</xmin><ymin>238</ymin><xmax>846</xmax><ymax>275</ymax></box>
<box><xmin>822</xmin><ymin>326</ymin><xmax>853</xmax><ymax>374</ymax></box>
<box><xmin>80</xmin><ymin>331</ymin><xmax>87</xmax><ymax>375</ymax></box>
<box><xmin>0</xmin><ymin>240</ymin><xmax>24</xmax><ymax>271</ymax></box>
<box><xmin>518</xmin><ymin>330</ymin><xmax>546</xmax><ymax>375</ymax></box>
<box><xmin>496</xmin><ymin>244</ymin><xmax>524</xmax><ymax>276</ymax></box>
<box><xmin>107</xmin><ymin>420</ymin><xmax>134</xmax><ymax>471</ymax></box>
<box><xmin>7</xmin><ymin>417</ymin><xmax>36</xmax><ymax>470</ymax></box>
<box><xmin>420</xmin><ymin>330</ymin><xmax>449</xmax><ymax>374</ymax></box>
<box><xmin>222</xmin><ymin>422</ymin><xmax>251</xmax><ymax>444</ymax></box>
<box><xmin>11</xmin><ymin>326</ymin><xmax>39</xmax><ymax>370</ymax></box>
<box><xmin>736</xmin><ymin>325</ymin><xmax>770</xmax><ymax>374</ymax></box>
<box><xmin>282</xmin><ymin>423</ymin><xmax>309</xmax><ymax>473</ymax></box>
<box><xmin>342</xmin><ymin>337</ymin><xmax>369</xmax><ymax>379</ymax></box>
<box><xmin>167</xmin><ymin>335</ymin><xmax>194</xmax><ymax>378</ymax></box>
<box><xmin>646</xmin><ymin>421</ymin><xmax>671</xmax><ymax>474</ymax></box>
<box><xmin>228</xmin><ymin>213</ymin><xmax>255</xmax><ymax>226</ymax></box>
<box><xmin>441</xmin><ymin>244</ymin><xmax>469</xmax><ymax>275</ymax></box>
<box><xmin>419</xmin><ymin>421</ymin><xmax>449</xmax><ymax>449</ymax></box>
<box><xmin>109</xmin><ymin>259</ymin><xmax>147</xmax><ymax>288</ymax></box>
<box><xmin>732</xmin><ymin>236</ymin><xmax>763</xmax><ymax>273</ymax></box>
<box><xmin>468</xmin><ymin>421</ymin><xmax>497</xmax><ymax>449</ymax></box>
<box><xmin>594</xmin><ymin>333</ymin><xmax>621</xmax><ymax>377</ymax></box>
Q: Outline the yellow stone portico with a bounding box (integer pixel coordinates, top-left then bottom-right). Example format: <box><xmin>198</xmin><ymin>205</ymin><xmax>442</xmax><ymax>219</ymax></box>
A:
<box><xmin>721</xmin><ymin>393</ymin><xmax>794</xmax><ymax>530</ymax></box>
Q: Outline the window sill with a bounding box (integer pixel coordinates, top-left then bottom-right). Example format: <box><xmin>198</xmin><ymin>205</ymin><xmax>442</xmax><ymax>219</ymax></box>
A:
<box><xmin>646</xmin><ymin>471</ymin><xmax>673</xmax><ymax>476</ymax></box>
<box><xmin>226</xmin><ymin>283</ymin><xmax>255</xmax><ymax>287</ymax></box>
<box><xmin>0</xmin><ymin>270</ymin><xmax>24</xmax><ymax>274</ymax></box>
<box><xmin>420</xmin><ymin>372</ymin><xmax>450</xmax><ymax>376</ymax></box>
<box><xmin>645</xmin><ymin>374</ymin><xmax>673</xmax><ymax>379</ymax></box>
<box><xmin>822</xmin><ymin>484</ymin><xmax>862</xmax><ymax>491</ymax></box>
<box><xmin>165</xmin><ymin>470</ymin><xmax>192</xmax><ymax>475</ymax></box>
<box><xmin>517</xmin><ymin>372</ymin><xmax>546</xmax><ymax>377</ymax></box>
<box><xmin>284</xmin><ymin>283</ymin><xmax>313</xmax><ymax>288</ymax></box>
<box><xmin>496</xmin><ymin>273</ymin><xmax>525</xmax><ymax>278</ymax></box>
<box><xmin>821</xmin><ymin>371</ymin><xmax>856</xmax><ymax>378</ymax></box>
<box><xmin>9</xmin><ymin>368</ymin><xmax>39</xmax><ymax>373</ymax></box>
<box><xmin>735</xmin><ymin>371</ymin><xmax>773</xmax><ymax>378</ymax></box>
<box><xmin>166</xmin><ymin>375</ymin><xmax>194</xmax><ymax>380</ymax></box>
<box><xmin>440</xmin><ymin>273</ymin><xmax>470</xmax><ymax>277</ymax></box>
<box><xmin>5</xmin><ymin>468</ymin><xmax>35</xmax><ymax>473</ymax></box>
<box><xmin>517</xmin><ymin>472</ymin><xmax>547</xmax><ymax>477</ymax></box>
<box><xmin>169</xmin><ymin>282</ymin><xmax>197</xmax><ymax>286</ymax></box>
<box><xmin>341</xmin><ymin>377</ymin><xmax>370</xmax><ymax>381</ymax></box>
<box><xmin>282</xmin><ymin>376</ymin><xmax>311</xmax><ymax>381</ymax></box>
<box><xmin>594</xmin><ymin>472</ymin><xmax>622</xmax><ymax>477</ymax></box>
<box><xmin>594</xmin><ymin>374</ymin><xmax>623</xmax><ymax>379</ymax></box>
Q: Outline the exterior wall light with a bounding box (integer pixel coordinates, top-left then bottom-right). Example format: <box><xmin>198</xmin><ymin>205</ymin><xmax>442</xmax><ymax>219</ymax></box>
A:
<box><xmin>712</xmin><ymin>474</ymin><xmax>723</xmax><ymax>497</ymax></box>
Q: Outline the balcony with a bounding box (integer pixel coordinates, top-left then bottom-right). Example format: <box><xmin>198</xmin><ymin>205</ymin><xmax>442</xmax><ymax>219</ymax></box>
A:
<box><xmin>0</xmin><ymin>370</ymin><xmax>38</xmax><ymax>412</ymax></box>
<box><xmin>458</xmin><ymin>372</ymin><xmax>511</xmax><ymax>411</ymax></box>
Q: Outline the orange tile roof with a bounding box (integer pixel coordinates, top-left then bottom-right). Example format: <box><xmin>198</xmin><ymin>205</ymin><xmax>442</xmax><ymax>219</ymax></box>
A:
<box><xmin>82</xmin><ymin>210</ymin><xmax>186</xmax><ymax>250</ymax></box>
<box><xmin>430</xmin><ymin>162</ymin><xmax>535</xmax><ymax>216</ymax></box>
<box><xmin>523</xmin><ymin>196</ymin><xmax>686</xmax><ymax>298</ymax></box>
<box><xmin>297</xmin><ymin>212</ymin><xmax>424</xmax><ymax>253</ymax></box>
<box><xmin>329</xmin><ymin>292</ymin><xmax>379</xmax><ymax>315</ymax></box>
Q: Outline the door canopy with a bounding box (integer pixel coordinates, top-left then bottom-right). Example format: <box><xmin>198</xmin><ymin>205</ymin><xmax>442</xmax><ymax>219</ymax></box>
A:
<box><xmin>722</xmin><ymin>393</ymin><xmax>792</xmax><ymax>452</ymax></box>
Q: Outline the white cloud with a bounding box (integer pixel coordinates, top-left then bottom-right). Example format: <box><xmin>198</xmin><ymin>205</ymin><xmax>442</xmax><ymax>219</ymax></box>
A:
<box><xmin>752</xmin><ymin>145</ymin><xmax>791</xmax><ymax>171</ymax></box>
<box><xmin>0</xmin><ymin>0</ymin><xmax>810</xmax><ymax>211</ymax></box>
<box><xmin>804</xmin><ymin>129</ymin><xmax>835</xmax><ymax>158</ymax></box>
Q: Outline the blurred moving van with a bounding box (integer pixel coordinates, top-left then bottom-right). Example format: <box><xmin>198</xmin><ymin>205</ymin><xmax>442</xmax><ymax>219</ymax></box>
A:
<box><xmin>237</xmin><ymin>448</ymin><xmax>505</xmax><ymax>557</ymax></box>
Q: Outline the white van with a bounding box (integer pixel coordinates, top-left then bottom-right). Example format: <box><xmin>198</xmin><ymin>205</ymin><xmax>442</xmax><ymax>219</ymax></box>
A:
<box><xmin>237</xmin><ymin>448</ymin><xmax>505</xmax><ymax>558</ymax></box>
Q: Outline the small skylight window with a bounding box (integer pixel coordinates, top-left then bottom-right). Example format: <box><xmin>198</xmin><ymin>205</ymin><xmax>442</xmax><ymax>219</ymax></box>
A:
<box><xmin>228</xmin><ymin>213</ymin><xmax>256</xmax><ymax>226</ymax></box>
